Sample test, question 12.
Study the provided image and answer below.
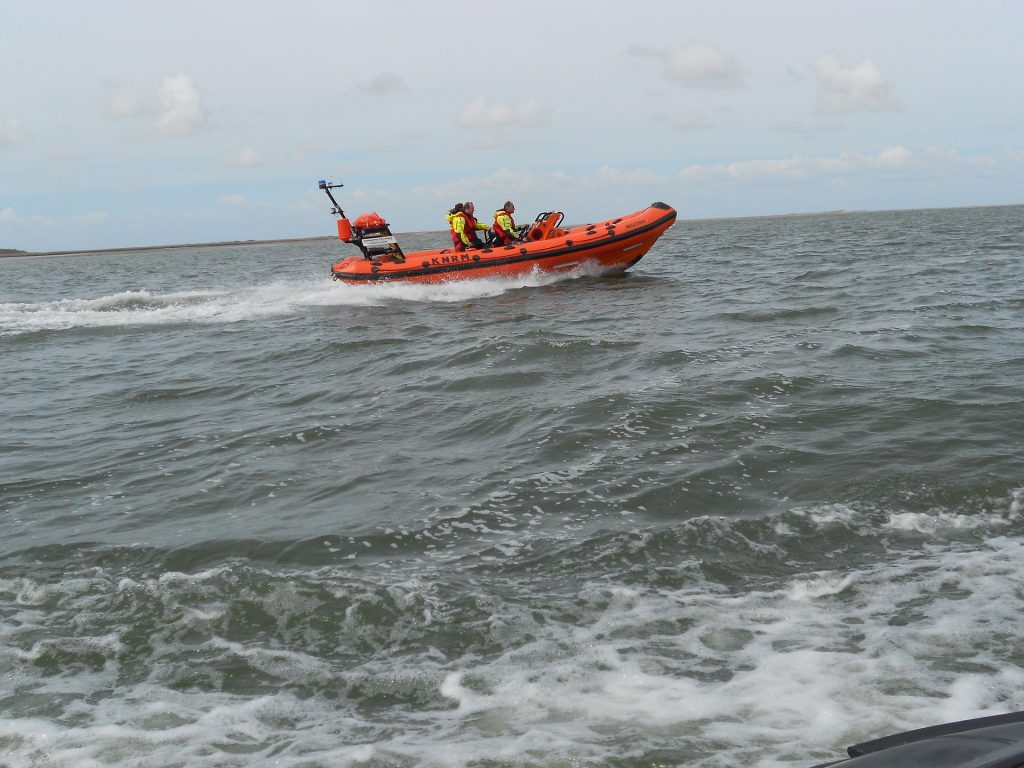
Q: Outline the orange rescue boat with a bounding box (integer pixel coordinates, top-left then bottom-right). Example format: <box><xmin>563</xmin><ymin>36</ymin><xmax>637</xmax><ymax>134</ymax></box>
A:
<box><xmin>318</xmin><ymin>180</ymin><xmax>676</xmax><ymax>285</ymax></box>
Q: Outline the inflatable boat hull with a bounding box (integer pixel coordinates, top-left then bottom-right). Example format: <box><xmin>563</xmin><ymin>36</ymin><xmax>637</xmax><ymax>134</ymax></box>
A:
<box><xmin>330</xmin><ymin>203</ymin><xmax>676</xmax><ymax>284</ymax></box>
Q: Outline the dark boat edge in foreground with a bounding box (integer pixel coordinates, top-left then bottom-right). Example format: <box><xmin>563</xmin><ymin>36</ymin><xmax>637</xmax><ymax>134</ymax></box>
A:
<box><xmin>809</xmin><ymin>711</ymin><xmax>1024</xmax><ymax>767</ymax></box>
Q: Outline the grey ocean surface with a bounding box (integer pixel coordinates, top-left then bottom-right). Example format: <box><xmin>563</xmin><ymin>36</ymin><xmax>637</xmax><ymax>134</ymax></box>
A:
<box><xmin>2</xmin><ymin>205</ymin><xmax>1023</xmax><ymax>767</ymax></box>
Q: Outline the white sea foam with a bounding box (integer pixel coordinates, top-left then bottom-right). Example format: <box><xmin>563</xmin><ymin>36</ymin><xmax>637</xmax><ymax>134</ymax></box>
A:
<box><xmin>5</xmin><ymin>519</ymin><xmax>1024</xmax><ymax>767</ymax></box>
<box><xmin>0</xmin><ymin>269</ymin><xmax>585</xmax><ymax>335</ymax></box>
<box><xmin>1010</xmin><ymin>487</ymin><xmax>1023</xmax><ymax>516</ymax></box>
<box><xmin>400</xmin><ymin>531</ymin><xmax>1024</xmax><ymax>765</ymax></box>
<box><xmin>885</xmin><ymin>507</ymin><xmax>1013</xmax><ymax>533</ymax></box>
<box><xmin>444</xmin><ymin>535</ymin><xmax>1023</xmax><ymax>764</ymax></box>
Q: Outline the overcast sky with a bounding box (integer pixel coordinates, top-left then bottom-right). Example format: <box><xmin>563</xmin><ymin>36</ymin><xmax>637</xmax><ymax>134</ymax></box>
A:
<box><xmin>2</xmin><ymin>0</ymin><xmax>1022</xmax><ymax>252</ymax></box>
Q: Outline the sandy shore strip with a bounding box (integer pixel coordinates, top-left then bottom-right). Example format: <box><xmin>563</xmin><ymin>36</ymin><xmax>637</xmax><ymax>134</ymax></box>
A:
<box><xmin>1</xmin><ymin>231</ymin><xmax>450</xmax><ymax>259</ymax></box>
<box><xmin>0</xmin><ymin>236</ymin><xmax>338</xmax><ymax>259</ymax></box>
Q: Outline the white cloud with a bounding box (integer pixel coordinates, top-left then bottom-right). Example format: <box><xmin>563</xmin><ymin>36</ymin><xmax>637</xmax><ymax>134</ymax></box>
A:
<box><xmin>680</xmin><ymin>146</ymin><xmax>913</xmax><ymax>183</ymax></box>
<box><xmin>814</xmin><ymin>55</ymin><xmax>901</xmax><ymax>115</ymax></box>
<box><xmin>220</xmin><ymin>193</ymin><xmax>248</xmax><ymax>205</ymax></box>
<box><xmin>630</xmin><ymin>42</ymin><xmax>744</xmax><ymax>89</ymax></box>
<box><xmin>456</xmin><ymin>97</ymin><xmax>550</xmax><ymax>128</ymax></box>
<box><xmin>876</xmin><ymin>145</ymin><xmax>912</xmax><ymax>168</ymax></box>
<box><xmin>413</xmin><ymin>166</ymin><xmax>664</xmax><ymax>206</ymax></box>
<box><xmin>1</xmin><ymin>207</ymin><xmax>15</xmax><ymax>222</ymax></box>
<box><xmin>223</xmin><ymin>147</ymin><xmax>265</xmax><ymax>167</ymax></box>
<box><xmin>0</xmin><ymin>117</ymin><xmax>28</xmax><ymax>148</ymax></box>
<box><xmin>151</xmin><ymin>73</ymin><xmax>207</xmax><ymax>137</ymax></box>
<box><xmin>596</xmin><ymin>165</ymin><xmax>665</xmax><ymax>186</ymax></box>
<box><xmin>924</xmin><ymin>147</ymin><xmax>997</xmax><ymax>168</ymax></box>
<box><xmin>354</xmin><ymin>72</ymin><xmax>408</xmax><ymax>95</ymax></box>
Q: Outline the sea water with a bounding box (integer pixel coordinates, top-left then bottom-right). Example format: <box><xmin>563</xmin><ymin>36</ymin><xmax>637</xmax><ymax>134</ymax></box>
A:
<box><xmin>2</xmin><ymin>205</ymin><xmax>1023</xmax><ymax>767</ymax></box>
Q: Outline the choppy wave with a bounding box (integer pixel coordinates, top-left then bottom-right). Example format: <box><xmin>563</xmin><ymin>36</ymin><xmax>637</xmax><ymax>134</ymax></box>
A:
<box><xmin>2</xmin><ymin>487</ymin><xmax>1023</xmax><ymax>767</ymax></box>
<box><xmin>3</xmin><ymin>205</ymin><xmax>1024</xmax><ymax>767</ymax></box>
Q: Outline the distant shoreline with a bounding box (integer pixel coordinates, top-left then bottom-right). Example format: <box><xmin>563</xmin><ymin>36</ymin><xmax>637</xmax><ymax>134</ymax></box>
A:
<box><xmin>0</xmin><ymin>232</ymin><xmax>448</xmax><ymax>259</ymax></box>
<box><xmin>0</xmin><ymin>235</ymin><xmax>338</xmax><ymax>259</ymax></box>
<box><xmin>3</xmin><ymin>202</ymin><xmax>1020</xmax><ymax>258</ymax></box>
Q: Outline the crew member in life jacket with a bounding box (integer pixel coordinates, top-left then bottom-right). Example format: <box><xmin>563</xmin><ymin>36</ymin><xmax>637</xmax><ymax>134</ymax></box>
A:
<box><xmin>446</xmin><ymin>203</ymin><xmax>465</xmax><ymax>246</ymax></box>
<box><xmin>448</xmin><ymin>201</ymin><xmax>488</xmax><ymax>251</ymax></box>
<box><xmin>492</xmin><ymin>201</ymin><xmax>520</xmax><ymax>246</ymax></box>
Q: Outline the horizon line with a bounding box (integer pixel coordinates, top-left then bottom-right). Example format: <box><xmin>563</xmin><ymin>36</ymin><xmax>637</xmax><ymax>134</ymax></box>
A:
<box><xmin>3</xmin><ymin>201</ymin><xmax>1021</xmax><ymax>259</ymax></box>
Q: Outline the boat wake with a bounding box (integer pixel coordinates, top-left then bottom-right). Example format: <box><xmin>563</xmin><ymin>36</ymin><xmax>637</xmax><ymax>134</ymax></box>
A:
<box><xmin>0</xmin><ymin>267</ymin><xmax>595</xmax><ymax>335</ymax></box>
